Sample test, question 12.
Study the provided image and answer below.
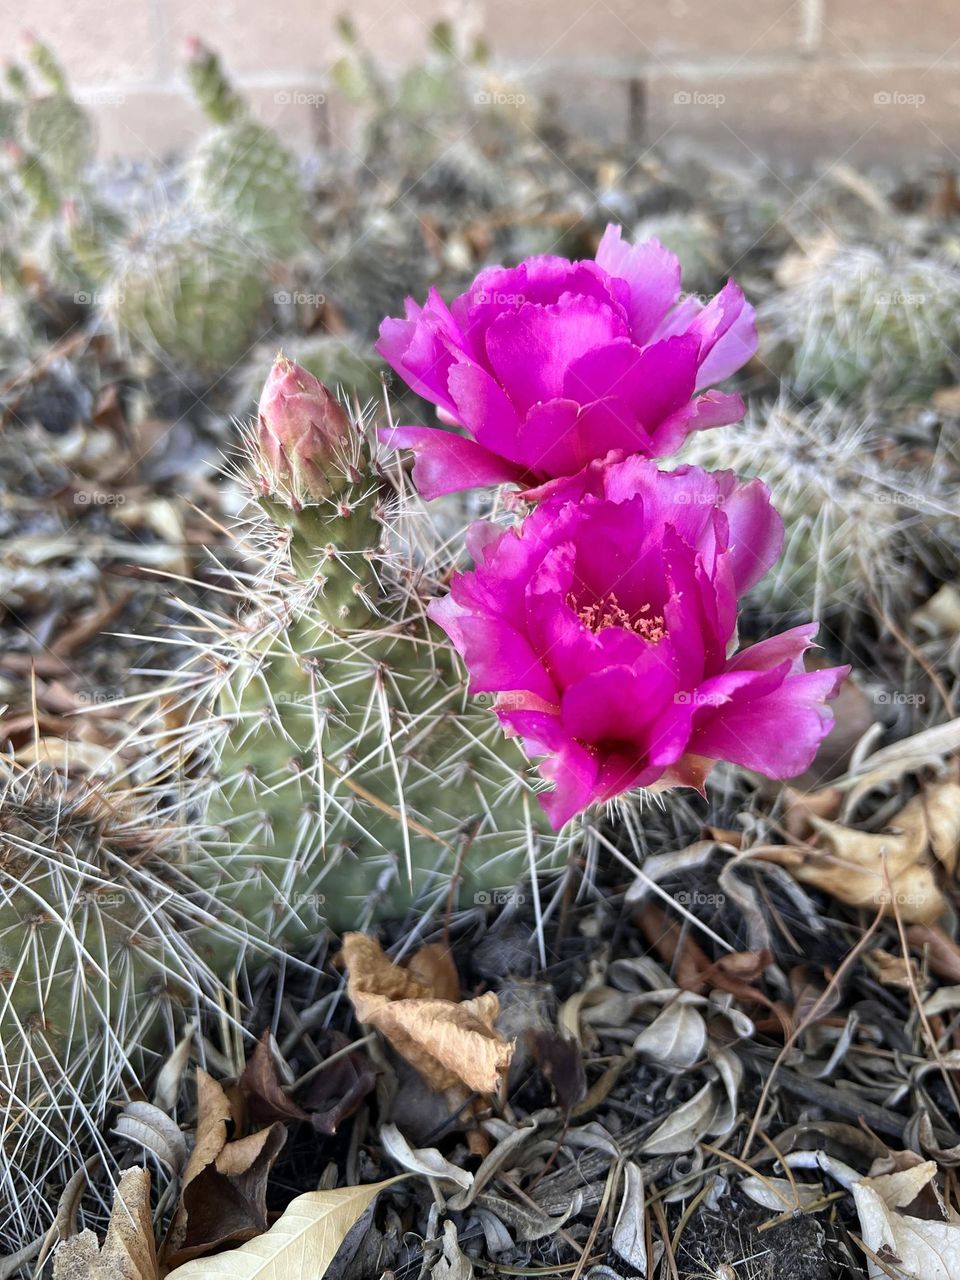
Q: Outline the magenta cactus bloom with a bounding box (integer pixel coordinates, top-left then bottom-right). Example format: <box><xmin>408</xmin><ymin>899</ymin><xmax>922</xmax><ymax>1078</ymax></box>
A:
<box><xmin>376</xmin><ymin>225</ymin><xmax>756</xmax><ymax>499</ymax></box>
<box><xmin>429</xmin><ymin>459</ymin><xmax>848</xmax><ymax>829</ymax></box>
<box><xmin>255</xmin><ymin>354</ymin><xmax>352</xmax><ymax>508</ymax></box>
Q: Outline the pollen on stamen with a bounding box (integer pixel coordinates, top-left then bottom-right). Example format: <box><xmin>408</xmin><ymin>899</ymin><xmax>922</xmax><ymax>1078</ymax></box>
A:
<box><xmin>568</xmin><ymin>591</ymin><xmax>665</xmax><ymax>642</ymax></box>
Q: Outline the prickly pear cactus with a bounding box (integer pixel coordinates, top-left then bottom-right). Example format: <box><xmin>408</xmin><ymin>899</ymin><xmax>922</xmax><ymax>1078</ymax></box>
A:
<box><xmin>167</xmin><ymin>358</ymin><xmax>575</xmax><ymax>942</ymax></box>
<box><xmin>21</xmin><ymin>94</ymin><xmax>94</xmax><ymax>189</ymax></box>
<box><xmin>762</xmin><ymin>242</ymin><xmax>960</xmax><ymax>401</ymax></box>
<box><xmin>185</xmin><ymin>41</ymin><xmax>307</xmax><ymax>256</ymax></box>
<box><xmin>105</xmin><ymin>211</ymin><xmax>266</xmax><ymax>370</ymax></box>
<box><xmin>16</xmin><ymin>39</ymin><xmax>95</xmax><ymax>188</ymax></box>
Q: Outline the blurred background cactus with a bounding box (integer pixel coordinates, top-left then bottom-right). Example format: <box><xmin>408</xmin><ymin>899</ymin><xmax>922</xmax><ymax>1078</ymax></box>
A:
<box><xmin>761</xmin><ymin>239</ymin><xmax>960</xmax><ymax>402</ymax></box>
<box><xmin>185</xmin><ymin>38</ymin><xmax>309</xmax><ymax>257</ymax></box>
<box><xmin>103</xmin><ymin>211</ymin><xmax>266</xmax><ymax>371</ymax></box>
<box><xmin>680</xmin><ymin>398</ymin><xmax>960</xmax><ymax>621</ymax></box>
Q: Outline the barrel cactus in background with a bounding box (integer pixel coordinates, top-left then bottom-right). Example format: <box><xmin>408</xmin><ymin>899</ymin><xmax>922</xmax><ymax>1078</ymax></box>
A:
<box><xmin>185</xmin><ymin>38</ymin><xmax>309</xmax><ymax>257</ymax></box>
<box><xmin>762</xmin><ymin>241</ymin><xmax>960</xmax><ymax>402</ymax></box>
<box><xmin>321</xmin><ymin>211</ymin><xmax>430</xmax><ymax>341</ymax></box>
<box><xmin>104</xmin><ymin>211</ymin><xmax>266</xmax><ymax>371</ymax></box>
<box><xmin>680</xmin><ymin>398</ymin><xmax>960</xmax><ymax>617</ymax></box>
<box><xmin>0</xmin><ymin>759</ymin><xmax>228</xmax><ymax>1247</ymax></box>
<box><xmin>332</xmin><ymin>15</ymin><xmax>516</xmax><ymax>212</ymax></box>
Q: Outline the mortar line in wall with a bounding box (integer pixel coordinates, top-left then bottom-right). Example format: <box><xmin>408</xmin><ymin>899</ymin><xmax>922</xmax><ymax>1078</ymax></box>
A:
<box><xmin>68</xmin><ymin>49</ymin><xmax>960</xmax><ymax>98</ymax></box>
<box><xmin>148</xmin><ymin>0</ymin><xmax>171</xmax><ymax>83</ymax></box>
<box><xmin>799</xmin><ymin>0</ymin><xmax>825</xmax><ymax>53</ymax></box>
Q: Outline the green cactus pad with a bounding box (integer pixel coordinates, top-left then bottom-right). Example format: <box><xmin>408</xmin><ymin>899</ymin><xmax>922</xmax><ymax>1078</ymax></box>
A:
<box><xmin>188</xmin><ymin>120</ymin><xmax>308</xmax><ymax>257</ymax></box>
<box><xmin>21</xmin><ymin>94</ymin><xmax>94</xmax><ymax>188</ymax></box>
<box><xmin>177</xmin><ymin>454</ymin><xmax>573</xmax><ymax>942</ymax></box>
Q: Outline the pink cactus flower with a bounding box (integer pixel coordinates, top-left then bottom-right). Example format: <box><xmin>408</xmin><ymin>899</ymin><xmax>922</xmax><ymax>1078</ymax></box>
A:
<box><xmin>377</xmin><ymin>225</ymin><xmax>756</xmax><ymax>499</ymax></box>
<box><xmin>429</xmin><ymin>458</ymin><xmax>848</xmax><ymax>829</ymax></box>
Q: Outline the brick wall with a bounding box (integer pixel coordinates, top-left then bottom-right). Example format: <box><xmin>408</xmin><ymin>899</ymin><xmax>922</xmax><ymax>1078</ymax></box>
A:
<box><xmin>22</xmin><ymin>0</ymin><xmax>960</xmax><ymax>163</ymax></box>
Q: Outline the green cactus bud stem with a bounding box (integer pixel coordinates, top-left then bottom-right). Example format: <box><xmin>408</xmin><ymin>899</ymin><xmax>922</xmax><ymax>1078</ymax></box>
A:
<box><xmin>185</xmin><ymin>37</ymin><xmax>246</xmax><ymax>125</ymax></box>
<box><xmin>5</xmin><ymin>64</ymin><xmax>28</xmax><ymax>97</ymax></box>
<box><xmin>25</xmin><ymin>35</ymin><xmax>67</xmax><ymax>95</ymax></box>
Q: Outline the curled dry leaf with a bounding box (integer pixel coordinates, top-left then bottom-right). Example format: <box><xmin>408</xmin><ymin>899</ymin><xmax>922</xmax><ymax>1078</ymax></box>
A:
<box><xmin>341</xmin><ymin>933</ymin><xmax>513</xmax><ymax>1095</ymax></box>
<box><xmin>612</xmin><ymin>1161</ymin><xmax>647</xmax><ymax>1274</ymax></box>
<box><xmin>113</xmin><ymin>1101</ymin><xmax>187</xmax><ymax>1173</ymax></box>
<box><xmin>632</xmin><ymin>1000</ymin><xmax>707</xmax><ymax>1069</ymax></box>
<box><xmin>641</xmin><ymin>1081</ymin><xmax>718</xmax><ymax>1156</ymax></box>
<box><xmin>852</xmin><ymin>1160</ymin><xmax>960</xmax><ymax>1280</ymax></box>
<box><xmin>739</xmin><ymin>1175</ymin><xmax>823</xmax><ymax>1212</ymax></box>
<box><xmin>527</xmin><ymin>1029</ymin><xmax>587</xmax><ymax>1110</ymax></box>
<box><xmin>53</xmin><ymin>1167</ymin><xmax>159</xmax><ymax>1280</ymax></box>
<box><xmin>432</xmin><ymin>1219</ymin><xmax>475</xmax><ymax>1280</ymax></box>
<box><xmin>379</xmin><ymin>1122</ymin><xmax>474</xmax><ymax>1191</ymax></box>
<box><xmin>160</xmin><ymin>1070</ymin><xmax>287</xmax><ymax>1270</ymax></box>
<box><xmin>164</xmin><ymin>1177</ymin><xmax>405</xmax><ymax>1280</ymax></box>
<box><xmin>754</xmin><ymin>782</ymin><xmax>960</xmax><ymax>924</ymax></box>
<box><xmin>241</xmin><ymin>1029</ymin><xmax>375</xmax><ymax>1135</ymax></box>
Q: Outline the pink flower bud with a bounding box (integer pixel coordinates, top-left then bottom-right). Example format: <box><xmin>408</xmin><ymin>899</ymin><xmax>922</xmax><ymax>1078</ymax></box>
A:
<box><xmin>256</xmin><ymin>354</ymin><xmax>352</xmax><ymax>506</ymax></box>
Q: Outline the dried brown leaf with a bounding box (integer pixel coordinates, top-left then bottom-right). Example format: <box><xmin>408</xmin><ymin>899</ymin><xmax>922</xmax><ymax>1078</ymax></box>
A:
<box><xmin>54</xmin><ymin>1168</ymin><xmax>158</xmax><ymax>1280</ymax></box>
<box><xmin>757</xmin><ymin>786</ymin><xmax>960</xmax><ymax>924</ymax></box>
<box><xmin>341</xmin><ymin>933</ymin><xmax>513</xmax><ymax>1095</ymax></box>
<box><xmin>852</xmin><ymin>1161</ymin><xmax>960</xmax><ymax>1279</ymax></box>
<box><xmin>160</xmin><ymin>1070</ymin><xmax>287</xmax><ymax>1270</ymax></box>
<box><xmin>163</xmin><ymin>1177</ymin><xmax>405</xmax><ymax>1280</ymax></box>
<box><xmin>240</xmin><ymin>1026</ymin><xmax>376</xmax><ymax>1138</ymax></box>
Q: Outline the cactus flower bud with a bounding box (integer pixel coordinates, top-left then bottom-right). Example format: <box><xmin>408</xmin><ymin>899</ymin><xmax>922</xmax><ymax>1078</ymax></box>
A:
<box><xmin>256</xmin><ymin>355</ymin><xmax>353</xmax><ymax>508</ymax></box>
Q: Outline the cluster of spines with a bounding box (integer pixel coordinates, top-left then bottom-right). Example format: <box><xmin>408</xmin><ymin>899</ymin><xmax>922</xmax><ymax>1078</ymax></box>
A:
<box><xmin>0</xmin><ymin>757</ymin><xmax>236</xmax><ymax>1252</ymax></box>
<box><xmin>680</xmin><ymin>397</ymin><xmax>959</xmax><ymax>617</ymax></box>
<box><xmin>760</xmin><ymin>241</ymin><xmax>960</xmax><ymax>402</ymax></box>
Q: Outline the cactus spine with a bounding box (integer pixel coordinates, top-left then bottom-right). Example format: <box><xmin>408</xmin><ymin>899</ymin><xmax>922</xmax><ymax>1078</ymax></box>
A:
<box><xmin>679</xmin><ymin>399</ymin><xmax>960</xmax><ymax>617</ymax></box>
<box><xmin>761</xmin><ymin>242</ymin><xmax>960</xmax><ymax>402</ymax></box>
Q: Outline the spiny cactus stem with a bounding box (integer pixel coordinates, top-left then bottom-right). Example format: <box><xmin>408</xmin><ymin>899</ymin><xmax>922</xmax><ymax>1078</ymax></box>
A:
<box><xmin>259</xmin><ymin>495</ymin><xmax>386</xmax><ymax>625</ymax></box>
<box><xmin>25</xmin><ymin>37</ymin><xmax>67</xmax><ymax>95</ymax></box>
<box><xmin>185</xmin><ymin>38</ymin><xmax>246</xmax><ymax>125</ymax></box>
<box><xmin>5</xmin><ymin>64</ymin><xmax>28</xmax><ymax>97</ymax></box>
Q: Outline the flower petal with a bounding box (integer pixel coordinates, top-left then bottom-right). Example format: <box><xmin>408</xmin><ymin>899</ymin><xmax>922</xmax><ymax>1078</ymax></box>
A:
<box><xmin>689</xmin><ymin>661</ymin><xmax>849</xmax><ymax>777</ymax></box>
<box><xmin>376</xmin><ymin>290</ymin><xmax>465</xmax><ymax>414</ymax></box>
<box><xmin>485</xmin><ymin>295</ymin><xmax>628</xmax><ymax>415</ymax></box>
<box><xmin>497</xmin><ymin>708</ymin><xmax>599</xmax><ymax>830</ymax></box>
<box><xmin>595</xmin><ymin>225</ymin><xmax>681</xmax><ymax>345</ymax></box>
<box><xmin>377</xmin><ymin>426</ymin><xmax>524</xmax><ymax>498</ymax></box>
